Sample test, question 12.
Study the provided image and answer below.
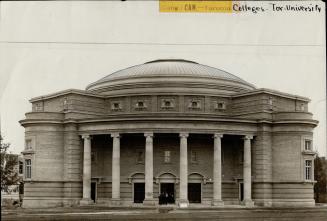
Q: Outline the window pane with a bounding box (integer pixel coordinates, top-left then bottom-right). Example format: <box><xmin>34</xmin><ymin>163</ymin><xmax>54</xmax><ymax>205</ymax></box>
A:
<box><xmin>19</xmin><ymin>162</ymin><xmax>23</xmax><ymax>174</ymax></box>
<box><xmin>25</xmin><ymin>159</ymin><xmax>31</xmax><ymax>179</ymax></box>
<box><xmin>26</xmin><ymin>140</ymin><xmax>32</xmax><ymax>149</ymax></box>
<box><xmin>164</xmin><ymin>151</ymin><xmax>171</xmax><ymax>163</ymax></box>
<box><xmin>305</xmin><ymin>140</ymin><xmax>312</xmax><ymax>150</ymax></box>
<box><xmin>191</xmin><ymin>151</ymin><xmax>197</xmax><ymax>162</ymax></box>
<box><xmin>305</xmin><ymin>160</ymin><xmax>312</xmax><ymax>180</ymax></box>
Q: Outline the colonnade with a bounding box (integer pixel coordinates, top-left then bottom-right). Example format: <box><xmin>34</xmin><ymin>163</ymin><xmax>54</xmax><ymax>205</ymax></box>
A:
<box><xmin>80</xmin><ymin>133</ymin><xmax>254</xmax><ymax>207</ymax></box>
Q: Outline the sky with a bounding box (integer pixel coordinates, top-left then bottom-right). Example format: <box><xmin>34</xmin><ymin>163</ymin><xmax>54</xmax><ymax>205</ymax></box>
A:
<box><xmin>0</xmin><ymin>1</ymin><xmax>326</xmax><ymax>156</ymax></box>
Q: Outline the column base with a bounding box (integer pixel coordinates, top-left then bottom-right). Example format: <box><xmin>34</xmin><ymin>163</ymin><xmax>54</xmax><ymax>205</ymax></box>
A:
<box><xmin>242</xmin><ymin>199</ymin><xmax>254</xmax><ymax>207</ymax></box>
<box><xmin>79</xmin><ymin>198</ymin><xmax>94</xmax><ymax>205</ymax></box>
<box><xmin>143</xmin><ymin>198</ymin><xmax>158</xmax><ymax>206</ymax></box>
<box><xmin>212</xmin><ymin>199</ymin><xmax>224</xmax><ymax>206</ymax></box>
<box><xmin>110</xmin><ymin>198</ymin><xmax>121</xmax><ymax>206</ymax></box>
<box><xmin>178</xmin><ymin>199</ymin><xmax>189</xmax><ymax>208</ymax></box>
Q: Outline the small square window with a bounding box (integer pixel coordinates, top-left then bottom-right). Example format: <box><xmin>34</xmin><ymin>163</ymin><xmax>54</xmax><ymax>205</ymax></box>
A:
<box><xmin>161</xmin><ymin>99</ymin><xmax>174</xmax><ymax>109</ymax></box>
<box><xmin>111</xmin><ymin>102</ymin><xmax>122</xmax><ymax>111</ymax></box>
<box><xmin>305</xmin><ymin>140</ymin><xmax>312</xmax><ymax>151</ymax></box>
<box><xmin>189</xmin><ymin>100</ymin><xmax>201</xmax><ymax>109</ymax></box>
<box><xmin>215</xmin><ymin>101</ymin><xmax>226</xmax><ymax>110</ymax></box>
<box><xmin>135</xmin><ymin>100</ymin><xmax>147</xmax><ymax>110</ymax></box>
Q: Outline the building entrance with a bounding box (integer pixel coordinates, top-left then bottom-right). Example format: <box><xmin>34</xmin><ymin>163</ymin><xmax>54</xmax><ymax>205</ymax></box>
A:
<box><xmin>188</xmin><ymin>183</ymin><xmax>201</xmax><ymax>203</ymax></box>
<box><xmin>91</xmin><ymin>182</ymin><xmax>96</xmax><ymax>202</ymax></box>
<box><xmin>133</xmin><ymin>183</ymin><xmax>145</xmax><ymax>203</ymax></box>
<box><xmin>159</xmin><ymin>183</ymin><xmax>175</xmax><ymax>204</ymax></box>
<box><xmin>239</xmin><ymin>182</ymin><xmax>244</xmax><ymax>201</ymax></box>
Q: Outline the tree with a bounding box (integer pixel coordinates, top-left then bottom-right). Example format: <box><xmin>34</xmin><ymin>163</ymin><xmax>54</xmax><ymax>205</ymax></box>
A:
<box><xmin>0</xmin><ymin>135</ymin><xmax>20</xmax><ymax>193</ymax></box>
<box><xmin>314</xmin><ymin>155</ymin><xmax>327</xmax><ymax>203</ymax></box>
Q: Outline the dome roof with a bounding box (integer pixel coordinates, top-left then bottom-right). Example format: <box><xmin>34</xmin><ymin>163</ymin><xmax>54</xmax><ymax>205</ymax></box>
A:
<box><xmin>87</xmin><ymin>59</ymin><xmax>254</xmax><ymax>89</ymax></box>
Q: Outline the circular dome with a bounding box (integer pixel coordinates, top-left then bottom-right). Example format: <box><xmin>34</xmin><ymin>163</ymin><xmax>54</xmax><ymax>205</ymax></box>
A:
<box><xmin>86</xmin><ymin>59</ymin><xmax>255</xmax><ymax>95</ymax></box>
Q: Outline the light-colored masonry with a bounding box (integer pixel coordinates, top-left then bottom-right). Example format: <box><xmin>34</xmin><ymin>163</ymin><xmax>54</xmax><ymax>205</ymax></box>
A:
<box><xmin>20</xmin><ymin>60</ymin><xmax>317</xmax><ymax>208</ymax></box>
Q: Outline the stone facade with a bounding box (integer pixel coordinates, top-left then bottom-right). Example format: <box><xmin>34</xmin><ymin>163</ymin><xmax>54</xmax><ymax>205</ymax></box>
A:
<box><xmin>20</xmin><ymin>59</ymin><xmax>317</xmax><ymax>208</ymax></box>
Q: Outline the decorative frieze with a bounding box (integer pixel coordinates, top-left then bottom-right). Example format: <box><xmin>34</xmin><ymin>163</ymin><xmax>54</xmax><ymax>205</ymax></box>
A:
<box><xmin>33</xmin><ymin>102</ymin><xmax>44</xmax><ymax>112</ymax></box>
<box><xmin>131</xmin><ymin>96</ymin><xmax>151</xmax><ymax>111</ymax></box>
<box><xmin>186</xmin><ymin>96</ymin><xmax>204</xmax><ymax>111</ymax></box>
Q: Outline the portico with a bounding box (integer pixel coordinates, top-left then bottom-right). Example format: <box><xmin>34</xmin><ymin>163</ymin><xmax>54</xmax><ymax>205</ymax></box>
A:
<box><xmin>80</xmin><ymin>132</ymin><xmax>254</xmax><ymax>207</ymax></box>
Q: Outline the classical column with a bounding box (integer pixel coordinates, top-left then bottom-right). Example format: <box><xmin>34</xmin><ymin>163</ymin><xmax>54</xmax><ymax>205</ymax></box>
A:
<box><xmin>212</xmin><ymin>133</ymin><xmax>224</xmax><ymax>206</ymax></box>
<box><xmin>143</xmin><ymin>132</ymin><xmax>156</xmax><ymax>205</ymax></box>
<box><xmin>111</xmin><ymin>133</ymin><xmax>120</xmax><ymax>203</ymax></box>
<box><xmin>80</xmin><ymin>135</ymin><xmax>92</xmax><ymax>205</ymax></box>
<box><xmin>179</xmin><ymin>132</ymin><xmax>189</xmax><ymax>207</ymax></box>
<box><xmin>243</xmin><ymin>135</ymin><xmax>254</xmax><ymax>207</ymax></box>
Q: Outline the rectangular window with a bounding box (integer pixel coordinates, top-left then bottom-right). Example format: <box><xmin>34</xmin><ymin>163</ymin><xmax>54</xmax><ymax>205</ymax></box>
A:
<box><xmin>25</xmin><ymin>159</ymin><xmax>31</xmax><ymax>179</ymax></box>
<box><xmin>164</xmin><ymin>150</ymin><xmax>171</xmax><ymax>163</ymax></box>
<box><xmin>19</xmin><ymin>161</ymin><xmax>23</xmax><ymax>174</ymax></box>
<box><xmin>191</xmin><ymin>150</ymin><xmax>197</xmax><ymax>163</ymax></box>
<box><xmin>91</xmin><ymin>151</ymin><xmax>97</xmax><ymax>163</ymax></box>
<box><xmin>305</xmin><ymin>140</ymin><xmax>312</xmax><ymax>151</ymax></box>
<box><xmin>222</xmin><ymin>149</ymin><xmax>224</xmax><ymax>164</ymax></box>
<box><xmin>25</xmin><ymin>140</ymin><xmax>32</xmax><ymax>150</ymax></box>
<box><xmin>136</xmin><ymin>150</ymin><xmax>144</xmax><ymax>164</ymax></box>
<box><xmin>239</xmin><ymin>150</ymin><xmax>244</xmax><ymax>164</ymax></box>
<box><xmin>305</xmin><ymin>160</ymin><xmax>312</xmax><ymax>180</ymax></box>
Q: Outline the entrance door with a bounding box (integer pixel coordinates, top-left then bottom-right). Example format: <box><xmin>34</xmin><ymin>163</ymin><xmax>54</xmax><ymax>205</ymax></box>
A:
<box><xmin>160</xmin><ymin>183</ymin><xmax>175</xmax><ymax>204</ymax></box>
<box><xmin>188</xmin><ymin>183</ymin><xmax>201</xmax><ymax>203</ymax></box>
<box><xmin>134</xmin><ymin>183</ymin><xmax>145</xmax><ymax>203</ymax></box>
<box><xmin>91</xmin><ymin>182</ymin><xmax>96</xmax><ymax>202</ymax></box>
<box><xmin>239</xmin><ymin>182</ymin><xmax>244</xmax><ymax>201</ymax></box>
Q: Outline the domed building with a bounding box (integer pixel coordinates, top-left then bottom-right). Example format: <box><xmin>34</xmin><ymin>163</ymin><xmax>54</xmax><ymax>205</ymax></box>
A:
<box><xmin>20</xmin><ymin>59</ymin><xmax>317</xmax><ymax>208</ymax></box>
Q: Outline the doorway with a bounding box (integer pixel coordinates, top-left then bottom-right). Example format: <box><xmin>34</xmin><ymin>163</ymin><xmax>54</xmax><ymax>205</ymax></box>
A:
<box><xmin>91</xmin><ymin>182</ymin><xmax>96</xmax><ymax>202</ymax></box>
<box><xmin>134</xmin><ymin>183</ymin><xmax>145</xmax><ymax>203</ymax></box>
<box><xmin>160</xmin><ymin>183</ymin><xmax>175</xmax><ymax>204</ymax></box>
<box><xmin>188</xmin><ymin>183</ymin><xmax>201</xmax><ymax>203</ymax></box>
<box><xmin>239</xmin><ymin>182</ymin><xmax>244</xmax><ymax>201</ymax></box>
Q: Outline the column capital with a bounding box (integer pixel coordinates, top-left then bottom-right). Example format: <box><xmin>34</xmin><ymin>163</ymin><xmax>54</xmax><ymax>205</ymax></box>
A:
<box><xmin>213</xmin><ymin>133</ymin><xmax>224</xmax><ymax>138</ymax></box>
<box><xmin>82</xmin><ymin>134</ymin><xmax>91</xmax><ymax>140</ymax></box>
<box><xmin>111</xmin><ymin>133</ymin><xmax>120</xmax><ymax>138</ymax></box>
<box><xmin>179</xmin><ymin>132</ymin><xmax>189</xmax><ymax>138</ymax></box>
<box><xmin>243</xmin><ymin>135</ymin><xmax>253</xmax><ymax>140</ymax></box>
<box><xmin>144</xmin><ymin>132</ymin><xmax>154</xmax><ymax>138</ymax></box>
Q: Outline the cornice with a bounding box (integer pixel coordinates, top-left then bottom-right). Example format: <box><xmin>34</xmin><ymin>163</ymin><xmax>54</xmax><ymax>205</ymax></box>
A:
<box><xmin>29</xmin><ymin>89</ymin><xmax>105</xmax><ymax>103</ymax></box>
<box><xmin>19</xmin><ymin>112</ymin><xmax>318</xmax><ymax>128</ymax></box>
<box><xmin>232</xmin><ymin>88</ymin><xmax>310</xmax><ymax>102</ymax></box>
